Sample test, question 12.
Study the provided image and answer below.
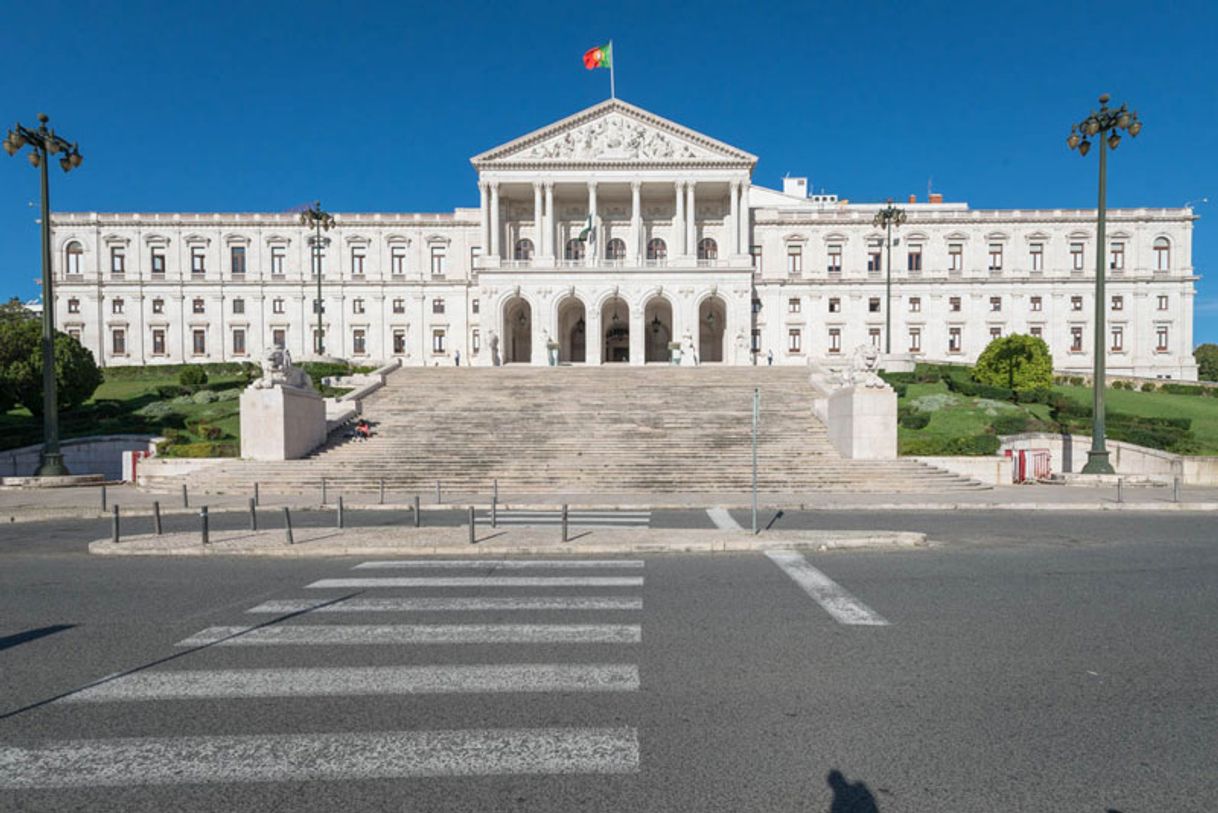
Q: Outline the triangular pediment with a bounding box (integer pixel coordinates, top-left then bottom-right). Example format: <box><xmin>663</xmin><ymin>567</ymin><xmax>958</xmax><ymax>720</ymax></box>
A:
<box><xmin>472</xmin><ymin>99</ymin><xmax>757</xmax><ymax>167</ymax></box>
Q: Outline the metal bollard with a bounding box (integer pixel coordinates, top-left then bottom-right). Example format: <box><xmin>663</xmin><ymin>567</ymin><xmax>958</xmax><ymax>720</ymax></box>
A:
<box><xmin>283</xmin><ymin>507</ymin><xmax>294</xmax><ymax>544</ymax></box>
<box><xmin>435</xmin><ymin>480</ymin><xmax>441</xmax><ymax>504</ymax></box>
<box><xmin>182</xmin><ymin>483</ymin><xmax>189</xmax><ymax>508</ymax></box>
<box><xmin>1116</xmin><ymin>478</ymin><xmax>1124</xmax><ymax>504</ymax></box>
<box><xmin>254</xmin><ymin>481</ymin><xmax>260</xmax><ymax>506</ymax></box>
<box><xmin>321</xmin><ymin>478</ymin><xmax>327</xmax><ymax>506</ymax></box>
<box><xmin>379</xmin><ymin>479</ymin><xmax>385</xmax><ymax>505</ymax></box>
<box><xmin>491</xmin><ymin>496</ymin><xmax>497</xmax><ymax>529</ymax></box>
<box><xmin>468</xmin><ymin>505</ymin><xmax>475</xmax><ymax>545</ymax></box>
<box><xmin>561</xmin><ymin>503</ymin><xmax>569</xmax><ymax>543</ymax></box>
<box><xmin>100</xmin><ymin>484</ymin><xmax>107</xmax><ymax>511</ymax></box>
<box><xmin>1173</xmin><ymin>476</ymin><xmax>1181</xmax><ymax>503</ymax></box>
<box><xmin>111</xmin><ymin>504</ymin><xmax>120</xmax><ymax>544</ymax></box>
<box><xmin>200</xmin><ymin>506</ymin><xmax>209</xmax><ymax>545</ymax></box>
<box><xmin>248</xmin><ymin>497</ymin><xmax>258</xmax><ymax>531</ymax></box>
<box><xmin>153</xmin><ymin>500</ymin><xmax>162</xmax><ymax>536</ymax></box>
<box><xmin>414</xmin><ymin>495</ymin><xmax>421</xmax><ymax>527</ymax></box>
<box><xmin>337</xmin><ymin>496</ymin><xmax>345</xmax><ymax>529</ymax></box>
<box><xmin>493</xmin><ymin>478</ymin><xmax>498</xmax><ymax>502</ymax></box>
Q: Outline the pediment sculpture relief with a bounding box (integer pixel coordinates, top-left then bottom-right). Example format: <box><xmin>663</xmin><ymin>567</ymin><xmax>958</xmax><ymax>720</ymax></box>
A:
<box><xmin>526</xmin><ymin>114</ymin><xmax>711</xmax><ymax>161</ymax></box>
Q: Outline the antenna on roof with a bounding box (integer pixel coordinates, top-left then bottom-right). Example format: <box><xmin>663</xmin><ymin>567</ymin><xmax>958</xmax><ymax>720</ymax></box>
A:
<box><xmin>927</xmin><ymin>176</ymin><xmax>933</xmax><ymax>198</ymax></box>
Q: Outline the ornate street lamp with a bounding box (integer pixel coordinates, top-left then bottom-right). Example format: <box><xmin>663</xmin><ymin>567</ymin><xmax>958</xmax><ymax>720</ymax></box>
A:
<box><xmin>1067</xmin><ymin>94</ymin><xmax>1142</xmax><ymax>475</ymax></box>
<box><xmin>299</xmin><ymin>202</ymin><xmax>336</xmax><ymax>357</ymax></box>
<box><xmin>3</xmin><ymin>114</ymin><xmax>84</xmax><ymax>477</ymax></box>
<box><xmin>872</xmin><ymin>199</ymin><xmax>907</xmax><ymax>355</ymax></box>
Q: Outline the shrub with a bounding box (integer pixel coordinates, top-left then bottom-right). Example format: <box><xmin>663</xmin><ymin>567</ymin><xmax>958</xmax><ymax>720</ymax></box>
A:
<box><xmin>879</xmin><ymin>371</ymin><xmax>916</xmax><ymax>385</ymax></box>
<box><xmin>155</xmin><ymin>384</ymin><xmax>185</xmax><ymax>399</ymax></box>
<box><xmin>973</xmin><ymin>334</ymin><xmax>1054</xmax><ymax>392</ymax></box>
<box><xmin>1014</xmin><ymin>387</ymin><xmax>1053</xmax><ymax>405</ymax></box>
<box><xmin>899</xmin><ymin>410</ymin><xmax>931</xmax><ymax>430</ymax></box>
<box><xmin>191</xmin><ymin>389</ymin><xmax>219</xmax><ymax>404</ymax></box>
<box><xmin>1140</xmin><ymin>382</ymin><xmax>1157</xmax><ymax>392</ymax></box>
<box><xmin>902</xmin><ymin>433</ymin><xmax>1000</xmax><ymax>456</ymax></box>
<box><xmin>1194</xmin><ymin>343</ymin><xmax>1218</xmax><ymax>382</ymax></box>
<box><xmin>161</xmin><ymin>441</ymin><xmax>238</xmax><ymax>458</ymax></box>
<box><xmin>992</xmin><ymin>413</ymin><xmax>1031</xmax><ymax>435</ymax></box>
<box><xmin>1161</xmin><ymin>383</ymin><xmax>1205</xmax><ymax>396</ymax></box>
<box><xmin>178</xmin><ymin>366</ymin><xmax>210</xmax><ymax>392</ymax></box>
<box><xmin>0</xmin><ymin>321</ymin><xmax>102</xmax><ymax>414</ymax></box>
<box><xmin>1069</xmin><ymin>376</ymin><xmax>1085</xmax><ymax>386</ymax></box>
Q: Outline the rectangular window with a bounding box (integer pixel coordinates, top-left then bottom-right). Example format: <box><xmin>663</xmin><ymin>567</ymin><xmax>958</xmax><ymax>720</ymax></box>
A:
<box><xmin>353</xmin><ymin>298</ymin><xmax>365</xmax><ymax>315</ymax></box>
<box><xmin>1109</xmin><ymin>242</ymin><xmax>1125</xmax><ymax>271</ymax></box>
<box><xmin>988</xmin><ymin>244</ymin><xmax>1003</xmax><ymax>271</ymax></box>
<box><xmin>949</xmin><ymin>243</ymin><xmax>963</xmax><ymax>272</ymax></box>
<box><xmin>272</xmin><ymin>328</ymin><xmax>286</xmax><ymax>348</ymax></box>
<box><xmin>1071</xmin><ymin>326</ymin><xmax>1084</xmax><ymax>352</ymax></box>
<box><xmin>392</xmin><ymin>330</ymin><xmax>406</xmax><ymax>355</ymax></box>
<box><xmin>151</xmin><ymin>249</ymin><xmax>166</xmax><ymax>277</ymax></box>
<box><xmin>948</xmin><ymin>327</ymin><xmax>962</xmax><ymax>353</ymax></box>
<box><xmin>868</xmin><ymin>328</ymin><xmax>881</xmax><ymax>348</ymax></box>
<box><xmin>826</xmin><ymin>245</ymin><xmax>842</xmax><ymax>274</ymax></box>
<box><xmin>907</xmin><ymin>245</ymin><xmax>922</xmax><ymax>272</ymax></box>
<box><xmin>909</xmin><ymin>328</ymin><xmax>922</xmax><ymax>353</ymax></box>
<box><xmin>272</xmin><ymin>298</ymin><xmax>285</xmax><ymax>315</ymax></box>
<box><xmin>352</xmin><ymin>329</ymin><xmax>366</xmax><ymax>356</ymax></box>
<box><xmin>391</xmin><ymin>246</ymin><xmax>406</xmax><ymax>276</ymax></box>
<box><xmin>270</xmin><ymin>246</ymin><xmax>286</xmax><ymax>277</ymax></box>
<box><xmin>1071</xmin><ymin>296</ymin><xmax>1084</xmax><ymax>311</ymax></box>
<box><xmin>432</xmin><ymin>328</ymin><xmax>447</xmax><ymax>354</ymax></box>
<box><xmin>110</xmin><ymin>247</ymin><xmax>125</xmax><ymax>277</ymax></box>
<box><xmin>192</xmin><ymin>298</ymin><xmax>205</xmax><ymax>314</ymax></box>
<box><xmin>66</xmin><ymin>248</ymin><xmax>81</xmax><ymax>276</ymax></box>
<box><xmin>472</xmin><ymin>329</ymin><xmax>481</xmax><ymax>354</ymax></box>
<box><xmin>786</xmin><ymin>245</ymin><xmax>803</xmax><ymax>275</ymax></box>
<box><xmin>828</xmin><ymin>298</ymin><xmax>841</xmax><ymax>314</ymax></box>
<box><xmin>949</xmin><ymin>296</ymin><xmax>961</xmax><ymax>312</ymax></box>
<box><xmin>68</xmin><ymin>298</ymin><xmax>80</xmax><ymax>314</ymax></box>
<box><xmin>351</xmin><ymin>246</ymin><xmax>366</xmax><ymax>277</ymax></box>
<box><xmin>909</xmin><ymin>297</ymin><xmax>921</xmax><ymax>313</ymax></box>
<box><xmin>867</xmin><ymin>242</ymin><xmax>882</xmax><ymax>272</ymax></box>
<box><xmin>230</xmin><ymin>245</ymin><xmax>246</xmax><ymax>276</ymax></box>
<box><xmin>472</xmin><ymin>298</ymin><xmax>480</xmax><ymax>315</ymax></box>
<box><xmin>232</xmin><ymin>328</ymin><xmax>246</xmax><ymax>356</ymax></box>
<box><xmin>112</xmin><ymin>298</ymin><xmax>124</xmax><ymax>315</ymax></box>
<box><xmin>192</xmin><ymin>329</ymin><xmax>206</xmax><ymax>355</ymax></box>
<box><xmin>828</xmin><ymin>328</ymin><xmax>841</xmax><ymax>353</ymax></box>
<box><xmin>1156</xmin><ymin>325</ymin><xmax>1169</xmax><ymax>352</ymax></box>
<box><xmin>788</xmin><ymin>328</ymin><xmax>802</xmax><ymax>353</ymax></box>
<box><xmin>989</xmin><ymin>326</ymin><xmax>1002</xmax><ymax>340</ymax></box>
<box><xmin>1157</xmin><ymin>295</ymin><xmax>1169</xmax><ymax>311</ymax></box>
<box><xmin>1029</xmin><ymin>326</ymin><xmax>1043</xmax><ymax>339</ymax></box>
<box><xmin>1155</xmin><ymin>241</ymin><xmax>1171</xmax><ymax>271</ymax></box>
<box><xmin>989</xmin><ymin>296</ymin><xmax>1002</xmax><ymax>312</ymax></box>
<box><xmin>1111</xmin><ymin>326</ymin><xmax>1124</xmax><ymax>352</ymax></box>
<box><xmin>432</xmin><ymin>298</ymin><xmax>445</xmax><ymax>315</ymax></box>
<box><xmin>787</xmin><ymin>297</ymin><xmax>801</xmax><ymax>314</ymax></box>
<box><xmin>1030</xmin><ymin>296</ymin><xmax>1043</xmax><ymax>312</ymax></box>
<box><xmin>151</xmin><ymin>329</ymin><xmax>165</xmax><ymax>355</ymax></box>
<box><xmin>232</xmin><ymin>298</ymin><xmax>244</xmax><ymax>315</ymax></box>
<box><xmin>191</xmin><ymin>247</ymin><xmax>205</xmax><ymax>276</ymax></box>
<box><xmin>392</xmin><ymin>298</ymin><xmax>405</xmax><ymax>315</ymax></box>
<box><xmin>1030</xmin><ymin>243</ymin><xmax>1044</xmax><ymax>271</ymax></box>
<box><xmin>430</xmin><ymin>245</ymin><xmax>447</xmax><ymax>278</ymax></box>
<box><xmin>111</xmin><ymin>328</ymin><xmax>126</xmax><ymax>355</ymax></box>
<box><xmin>868</xmin><ymin>297</ymin><xmax>881</xmax><ymax>313</ymax></box>
<box><xmin>1071</xmin><ymin>243</ymin><xmax>1085</xmax><ymax>271</ymax></box>
<box><xmin>1111</xmin><ymin>295</ymin><xmax>1124</xmax><ymax>311</ymax></box>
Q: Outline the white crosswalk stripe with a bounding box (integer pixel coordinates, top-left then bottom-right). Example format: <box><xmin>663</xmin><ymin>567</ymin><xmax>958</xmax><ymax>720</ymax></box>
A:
<box><xmin>176</xmin><ymin>623</ymin><xmax>642</xmax><ymax>647</ymax></box>
<box><xmin>247</xmin><ymin>596</ymin><xmax>643</xmax><ymax>613</ymax></box>
<box><xmin>765</xmin><ymin>550</ymin><xmax>889</xmax><ymax>626</ymax></box>
<box><xmin>0</xmin><ymin>728</ymin><xmax>641</xmax><ymax>788</ymax></box>
<box><xmin>476</xmin><ymin>510</ymin><xmax>651</xmax><ymax>528</ymax></box>
<box><xmin>351</xmin><ymin>559</ymin><xmax>645</xmax><ymax>570</ymax></box>
<box><xmin>307</xmin><ymin>576</ymin><xmax>644</xmax><ymax>588</ymax></box>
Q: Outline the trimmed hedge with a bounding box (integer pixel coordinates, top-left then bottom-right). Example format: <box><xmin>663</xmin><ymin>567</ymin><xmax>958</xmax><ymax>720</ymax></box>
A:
<box><xmin>903</xmin><ymin>434</ymin><xmax>1001</xmax><ymax>456</ymax></box>
<box><xmin>1161</xmin><ymin>383</ymin><xmax>1205</xmax><ymax>396</ymax></box>
<box><xmin>899</xmin><ymin>411</ymin><xmax>931</xmax><ymax>430</ymax></box>
<box><xmin>160</xmin><ymin>440</ymin><xmax>238</xmax><ymax>458</ymax></box>
<box><xmin>992</xmin><ymin>413</ymin><xmax>1031</xmax><ymax>435</ymax></box>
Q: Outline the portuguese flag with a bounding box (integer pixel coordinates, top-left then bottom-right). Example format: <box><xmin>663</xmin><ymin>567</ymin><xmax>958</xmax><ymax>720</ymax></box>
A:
<box><xmin>583</xmin><ymin>42</ymin><xmax>612</xmax><ymax>70</ymax></box>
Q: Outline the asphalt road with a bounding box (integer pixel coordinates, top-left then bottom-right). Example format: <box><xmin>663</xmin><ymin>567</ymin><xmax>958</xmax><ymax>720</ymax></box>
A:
<box><xmin>1</xmin><ymin>511</ymin><xmax>1215</xmax><ymax>811</ymax></box>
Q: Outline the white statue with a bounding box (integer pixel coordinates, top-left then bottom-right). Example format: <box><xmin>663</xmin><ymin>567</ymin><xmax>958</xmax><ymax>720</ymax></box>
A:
<box><xmin>836</xmin><ymin>344</ymin><xmax>887</xmax><ymax>388</ymax></box>
<box><xmin>255</xmin><ymin>345</ymin><xmax>310</xmax><ymax>390</ymax></box>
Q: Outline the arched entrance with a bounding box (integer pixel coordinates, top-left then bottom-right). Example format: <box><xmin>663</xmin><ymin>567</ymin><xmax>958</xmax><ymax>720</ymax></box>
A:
<box><xmin>557</xmin><ymin>297</ymin><xmax>586</xmax><ymax>363</ymax></box>
<box><xmin>644</xmin><ymin>297</ymin><xmax>673</xmax><ymax>363</ymax></box>
<box><xmin>699</xmin><ymin>296</ymin><xmax>727</xmax><ymax>363</ymax></box>
<box><xmin>601</xmin><ymin>296</ymin><xmax>630</xmax><ymax>363</ymax></box>
<box><xmin>503</xmin><ymin>297</ymin><xmax>532</xmax><ymax>364</ymax></box>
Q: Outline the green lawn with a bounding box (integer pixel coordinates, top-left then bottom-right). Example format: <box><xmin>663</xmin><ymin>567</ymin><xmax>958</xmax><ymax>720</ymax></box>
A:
<box><xmin>1052</xmin><ymin>384</ymin><xmax>1218</xmax><ymax>453</ymax></box>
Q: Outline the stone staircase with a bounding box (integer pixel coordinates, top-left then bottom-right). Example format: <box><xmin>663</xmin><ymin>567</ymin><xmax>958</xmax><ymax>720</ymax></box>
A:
<box><xmin>157</xmin><ymin>365</ymin><xmax>987</xmax><ymax>496</ymax></box>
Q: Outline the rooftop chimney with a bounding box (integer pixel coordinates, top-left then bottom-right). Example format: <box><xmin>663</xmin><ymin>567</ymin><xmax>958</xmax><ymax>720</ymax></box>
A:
<box><xmin>929</xmin><ymin>193</ymin><xmax>943</xmax><ymax>204</ymax></box>
<box><xmin>908</xmin><ymin>194</ymin><xmax>917</xmax><ymax>204</ymax></box>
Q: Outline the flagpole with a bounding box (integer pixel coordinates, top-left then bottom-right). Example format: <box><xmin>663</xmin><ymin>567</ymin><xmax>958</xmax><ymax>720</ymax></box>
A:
<box><xmin>609</xmin><ymin>39</ymin><xmax>615</xmax><ymax>99</ymax></box>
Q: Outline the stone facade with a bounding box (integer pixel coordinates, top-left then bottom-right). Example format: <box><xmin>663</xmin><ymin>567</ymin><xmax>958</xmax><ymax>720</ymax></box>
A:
<box><xmin>50</xmin><ymin>99</ymin><xmax>1200</xmax><ymax>379</ymax></box>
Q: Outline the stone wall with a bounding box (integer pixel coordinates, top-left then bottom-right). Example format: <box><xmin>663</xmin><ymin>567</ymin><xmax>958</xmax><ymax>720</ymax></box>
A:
<box><xmin>0</xmin><ymin>435</ymin><xmax>156</xmax><ymax>480</ymax></box>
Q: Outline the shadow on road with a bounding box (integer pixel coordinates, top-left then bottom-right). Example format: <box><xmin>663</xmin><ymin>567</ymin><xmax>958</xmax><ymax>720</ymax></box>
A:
<box><xmin>827</xmin><ymin>768</ymin><xmax>880</xmax><ymax>812</ymax></box>
<box><xmin>0</xmin><ymin>624</ymin><xmax>75</xmax><ymax>652</ymax></box>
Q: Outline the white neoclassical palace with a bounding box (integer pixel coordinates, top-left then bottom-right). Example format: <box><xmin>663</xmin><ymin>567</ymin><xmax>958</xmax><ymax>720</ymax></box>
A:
<box><xmin>50</xmin><ymin>99</ymin><xmax>1199</xmax><ymax>379</ymax></box>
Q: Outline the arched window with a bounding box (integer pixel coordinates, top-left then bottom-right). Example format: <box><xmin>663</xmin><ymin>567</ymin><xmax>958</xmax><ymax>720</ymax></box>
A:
<box><xmin>65</xmin><ymin>241</ymin><xmax>83</xmax><ymax>276</ymax></box>
<box><xmin>646</xmin><ymin>238</ymin><xmax>667</xmax><ymax>261</ymax></box>
<box><xmin>514</xmin><ymin>238</ymin><xmax>534</xmax><ymax>261</ymax></box>
<box><xmin>1154</xmin><ymin>237</ymin><xmax>1171</xmax><ymax>271</ymax></box>
<box><xmin>565</xmin><ymin>238</ymin><xmax>585</xmax><ymax>261</ymax></box>
<box><xmin>606</xmin><ymin>238</ymin><xmax>627</xmax><ymax>260</ymax></box>
<box><xmin>697</xmin><ymin>238</ymin><xmax>718</xmax><ymax>261</ymax></box>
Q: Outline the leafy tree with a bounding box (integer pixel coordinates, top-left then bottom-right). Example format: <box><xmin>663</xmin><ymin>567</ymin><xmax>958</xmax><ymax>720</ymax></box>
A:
<box><xmin>1195</xmin><ymin>343</ymin><xmax>1218</xmax><ymax>382</ymax></box>
<box><xmin>0</xmin><ymin>320</ymin><xmax>102</xmax><ymax>414</ymax></box>
<box><xmin>0</xmin><ymin>296</ymin><xmax>37</xmax><ymax>324</ymax></box>
<box><xmin>973</xmin><ymin>334</ymin><xmax>1053</xmax><ymax>393</ymax></box>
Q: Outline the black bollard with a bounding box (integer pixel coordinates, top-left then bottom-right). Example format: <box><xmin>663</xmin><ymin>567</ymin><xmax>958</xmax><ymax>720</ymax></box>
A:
<box><xmin>435</xmin><ymin>480</ymin><xmax>441</xmax><ymax>504</ymax></box>
<box><xmin>468</xmin><ymin>505</ymin><xmax>475</xmax><ymax>545</ymax></box>
<box><xmin>337</xmin><ymin>496</ymin><xmax>345</xmax><ymax>529</ymax></box>
<box><xmin>254</xmin><ymin>481</ymin><xmax>260</xmax><ymax>506</ymax></box>
<box><xmin>182</xmin><ymin>483</ymin><xmax>189</xmax><ymax>508</ymax></box>
<box><xmin>561</xmin><ymin>503</ymin><xmax>569</xmax><ymax>543</ymax></box>
<box><xmin>100</xmin><ymin>484</ymin><xmax>107</xmax><ymax>511</ymax></box>
<box><xmin>1116</xmin><ymin>478</ymin><xmax>1124</xmax><ymax>504</ymax></box>
<box><xmin>321</xmin><ymin>478</ymin><xmax>327</xmax><ymax>506</ymax></box>
<box><xmin>111</xmin><ymin>504</ymin><xmax>120</xmax><ymax>544</ymax></box>
<box><xmin>1173</xmin><ymin>476</ymin><xmax>1181</xmax><ymax>503</ymax></box>
<box><xmin>200</xmin><ymin>506</ymin><xmax>210</xmax><ymax>545</ymax></box>
<box><xmin>153</xmin><ymin>500</ymin><xmax>162</xmax><ymax>536</ymax></box>
<box><xmin>249</xmin><ymin>497</ymin><xmax>258</xmax><ymax>531</ymax></box>
<box><xmin>379</xmin><ymin>479</ymin><xmax>385</xmax><ymax>505</ymax></box>
<box><xmin>283</xmin><ymin>507</ymin><xmax>294</xmax><ymax>545</ymax></box>
<box><xmin>491</xmin><ymin>496</ymin><xmax>497</xmax><ymax>529</ymax></box>
<box><xmin>413</xmin><ymin>495</ymin><xmax>420</xmax><ymax>528</ymax></box>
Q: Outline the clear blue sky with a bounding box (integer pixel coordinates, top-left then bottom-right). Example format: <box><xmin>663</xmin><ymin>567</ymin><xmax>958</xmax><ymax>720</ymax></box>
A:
<box><xmin>3</xmin><ymin>0</ymin><xmax>1215</xmax><ymax>344</ymax></box>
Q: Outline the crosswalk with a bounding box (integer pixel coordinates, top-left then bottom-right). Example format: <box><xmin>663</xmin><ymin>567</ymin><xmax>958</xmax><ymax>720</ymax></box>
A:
<box><xmin>0</xmin><ymin>557</ymin><xmax>645</xmax><ymax>790</ymax></box>
<box><xmin>476</xmin><ymin>509</ymin><xmax>652</xmax><ymax>528</ymax></box>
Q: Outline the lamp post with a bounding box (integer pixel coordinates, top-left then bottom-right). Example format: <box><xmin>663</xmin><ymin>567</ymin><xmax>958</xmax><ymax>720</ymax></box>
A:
<box><xmin>872</xmin><ymin>200</ymin><xmax>906</xmax><ymax>355</ymax></box>
<box><xmin>3</xmin><ymin>114</ymin><xmax>84</xmax><ymax>477</ymax></box>
<box><xmin>300</xmin><ymin>202</ymin><xmax>335</xmax><ymax>357</ymax></box>
<box><xmin>1067</xmin><ymin>94</ymin><xmax>1142</xmax><ymax>475</ymax></box>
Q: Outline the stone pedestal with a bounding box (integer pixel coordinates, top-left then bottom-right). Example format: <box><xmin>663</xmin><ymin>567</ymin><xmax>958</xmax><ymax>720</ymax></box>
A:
<box><xmin>825</xmin><ymin>385</ymin><xmax>897</xmax><ymax>460</ymax></box>
<box><xmin>240</xmin><ymin>384</ymin><xmax>326</xmax><ymax>461</ymax></box>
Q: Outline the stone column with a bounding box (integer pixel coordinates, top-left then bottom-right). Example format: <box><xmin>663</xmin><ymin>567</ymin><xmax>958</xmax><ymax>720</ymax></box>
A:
<box><xmin>629</xmin><ymin>303</ymin><xmax>645</xmax><ymax>366</ymax></box>
<box><xmin>489</xmin><ymin>183</ymin><xmax>501</xmax><ymax>259</ymax></box>
<box><xmin>738</xmin><ymin>181</ymin><xmax>751</xmax><ymax>256</ymax></box>
<box><xmin>532</xmin><ymin>183</ymin><xmax>542</xmax><ymax>264</ymax></box>
<box><xmin>586</xmin><ymin>308</ymin><xmax>602</xmax><ymax>366</ymax></box>
<box><xmin>543</xmin><ymin>182</ymin><xmax>555</xmax><ymax>262</ymax></box>
<box><xmin>729</xmin><ymin>181</ymin><xmax>740</xmax><ymax>257</ymax></box>
<box><xmin>674</xmin><ymin>181</ymin><xmax>685</xmax><ymax>260</ymax></box>
<box><xmin>478</xmin><ymin>182</ymin><xmax>489</xmax><ymax>256</ymax></box>
<box><xmin>586</xmin><ymin>181</ymin><xmax>598</xmax><ymax>268</ymax></box>
<box><xmin>685</xmin><ymin>182</ymin><xmax>697</xmax><ymax>259</ymax></box>
<box><xmin>630</xmin><ymin>181</ymin><xmax>642</xmax><ymax>265</ymax></box>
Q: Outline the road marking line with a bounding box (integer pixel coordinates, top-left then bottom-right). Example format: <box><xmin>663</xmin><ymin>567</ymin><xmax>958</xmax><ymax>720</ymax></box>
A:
<box><xmin>707</xmin><ymin>507</ymin><xmax>743</xmax><ymax>530</ymax></box>
<box><xmin>65</xmin><ymin>664</ymin><xmax>640</xmax><ymax>702</ymax></box>
<box><xmin>247</xmin><ymin>597</ymin><xmax>644</xmax><ymax>613</ymax></box>
<box><xmin>352</xmin><ymin>559</ymin><xmax>645</xmax><ymax>570</ymax></box>
<box><xmin>764</xmin><ymin>550</ymin><xmax>889</xmax><ymax>626</ymax></box>
<box><xmin>482</xmin><ymin>511</ymin><xmax>652</xmax><ymax>518</ymax></box>
<box><xmin>0</xmin><ymin>727</ymin><xmax>640</xmax><ymax>787</ymax></box>
<box><xmin>306</xmin><ymin>576</ymin><xmax>644</xmax><ymax>589</ymax></box>
<box><xmin>175</xmin><ymin>623</ymin><xmax>642</xmax><ymax>647</ymax></box>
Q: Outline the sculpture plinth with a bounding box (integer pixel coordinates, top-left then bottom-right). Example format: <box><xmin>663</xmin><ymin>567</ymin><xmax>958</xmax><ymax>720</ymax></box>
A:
<box><xmin>239</xmin><ymin>348</ymin><xmax>326</xmax><ymax>461</ymax></box>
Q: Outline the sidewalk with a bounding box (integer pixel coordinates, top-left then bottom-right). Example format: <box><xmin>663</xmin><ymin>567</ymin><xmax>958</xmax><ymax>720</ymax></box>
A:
<box><xmin>3</xmin><ymin>482</ymin><xmax>1217</xmax><ymax>522</ymax></box>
